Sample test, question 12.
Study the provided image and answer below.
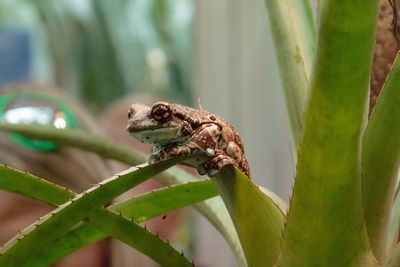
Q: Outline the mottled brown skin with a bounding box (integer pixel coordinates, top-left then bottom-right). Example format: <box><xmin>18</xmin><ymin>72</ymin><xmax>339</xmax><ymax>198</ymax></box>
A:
<box><xmin>127</xmin><ymin>102</ymin><xmax>250</xmax><ymax>177</ymax></box>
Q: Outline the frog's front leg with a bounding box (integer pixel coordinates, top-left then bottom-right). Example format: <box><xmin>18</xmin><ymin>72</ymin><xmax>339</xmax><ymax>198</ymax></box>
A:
<box><xmin>149</xmin><ymin>124</ymin><xmax>221</xmax><ymax>163</ymax></box>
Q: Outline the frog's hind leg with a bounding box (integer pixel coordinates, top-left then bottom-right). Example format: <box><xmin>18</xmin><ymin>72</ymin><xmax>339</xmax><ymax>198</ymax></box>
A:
<box><xmin>199</xmin><ymin>142</ymin><xmax>251</xmax><ymax>177</ymax></box>
<box><xmin>199</xmin><ymin>152</ymin><xmax>237</xmax><ymax>177</ymax></box>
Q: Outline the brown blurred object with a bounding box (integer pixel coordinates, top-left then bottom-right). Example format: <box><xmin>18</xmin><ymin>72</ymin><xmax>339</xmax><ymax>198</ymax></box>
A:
<box><xmin>0</xmin><ymin>84</ymin><xmax>113</xmax><ymax>267</ymax></box>
<box><xmin>370</xmin><ymin>0</ymin><xmax>400</xmax><ymax>112</ymax></box>
<box><xmin>101</xmin><ymin>93</ymin><xmax>187</xmax><ymax>267</ymax></box>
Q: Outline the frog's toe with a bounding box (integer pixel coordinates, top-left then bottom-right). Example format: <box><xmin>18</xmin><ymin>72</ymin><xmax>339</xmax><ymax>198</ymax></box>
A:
<box><xmin>207</xmin><ymin>168</ymin><xmax>219</xmax><ymax>177</ymax></box>
<box><xmin>149</xmin><ymin>154</ymin><xmax>161</xmax><ymax>163</ymax></box>
<box><xmin>200</xmin><ymin>154</ymin><xmax>234</xmax><ymax>177</ymax></box>
<box><xmin>216</xmin><ymin>157</ymin><xmax>236</xmax><ymax>169</ymax></box>
<box><xmin>208</xmin><ymin>154</ymin><xmax>237</xmax><ymax>174</ymax></box>
<box><xmin>197</xmin><ymin>164</ymin><xmax>207</xmax><ymax>175</ymax></box>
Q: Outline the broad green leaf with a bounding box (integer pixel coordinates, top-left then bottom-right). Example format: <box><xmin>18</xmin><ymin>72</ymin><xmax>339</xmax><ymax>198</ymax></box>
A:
<box><xmin>362</xmin><ymin>52</ymin><xmax>400</xmax><ymax>263</ymax></box>
<box><xmin>278</xmin><ymin>1</ymin><xmax>379</xmax><ymax>266</ymax></box>
<box><xmin>0</xmin><ymin>164</ymin><xmax>73</xmax><ymax>205</ymax></box>
<box><xmin>214</xmin><ymin>166</ymin><xmax>285</xmax><ymax>267</ymax></box>
<box><xmin>264</xmin><ymin>0</ymin><xmax>315</xmax><ymax>150</ymax></box>
<box><xmin>0</xmin><ymin>123</ymin><xmax>246</xmax><ymax>264</ymax></box>
<box><xmin>0</xmin><ymin>158</ymin><xmax>186</xmax><ymax>266</ymax></box>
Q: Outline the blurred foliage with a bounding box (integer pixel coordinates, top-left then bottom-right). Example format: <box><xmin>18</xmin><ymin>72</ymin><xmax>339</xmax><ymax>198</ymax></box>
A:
<box><xmin>0</xmin><ymin>0</ymin><xmax>193</xmax><ymax>110</ymax></box>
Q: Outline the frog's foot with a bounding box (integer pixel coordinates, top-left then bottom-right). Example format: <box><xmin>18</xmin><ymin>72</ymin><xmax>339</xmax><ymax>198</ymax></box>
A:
<box><xmin>148</xmin><ymin>153</ymin><xmax>162</xmax><ymax>164</ymax></box>
<box><xmin>199</xmin><ymin>154</ymin><xmax>236</xmax><ymax>177</ymax></box>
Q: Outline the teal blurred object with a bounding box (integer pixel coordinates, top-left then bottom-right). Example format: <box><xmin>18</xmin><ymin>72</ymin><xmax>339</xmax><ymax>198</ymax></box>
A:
<box><xmin>10</xmin><ymin>0</ymin><xmax>195</xmax><ymax>111</ymax></box>
<box><xmin>0</xmin><ymin>91</ymin><xmax>78</xmax><ymax>151</ymax></box>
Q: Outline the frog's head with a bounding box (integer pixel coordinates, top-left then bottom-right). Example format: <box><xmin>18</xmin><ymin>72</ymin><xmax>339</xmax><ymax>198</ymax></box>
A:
<box><xmin>127</xmin><ymin>102</ymin><xmax>190</xmax><ymax>144</ymax></box>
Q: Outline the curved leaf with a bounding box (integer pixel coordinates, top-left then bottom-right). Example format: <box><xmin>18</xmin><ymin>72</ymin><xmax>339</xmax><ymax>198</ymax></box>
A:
<box><xmin>0</xmin><ymin>164</ymin><xmax>215</xmax><ymax>266</ymax></box>
<box><xmin>88</xmin><ymin>209</ymin><xmax>193</xmax><ymax>267</ymax></box>
<box><xmin>0</xmin><ymin>164</ymin><xmax>73</xmax><ymax>205</ymax></box>
<box><xmin>278</xmin><ymin>1</ymin><xmax>379</xmax><ymax>266</ymax></box>
<box><xmin>0</xmin><ymin>158</ymin><xmax>183</xmax><ymax>266</ymax></box>
<box><xmin>214</xmin><ymin>166</ymin><xmax>285</xmax><ymax>267</ymax></box>
<box><xmin>264</xmin><ymin>0</ymin><xmax>315</xmax><ymax>150</ymax></box>
<box><xmin>362</xmin><ymin>52</ymin><xmax>400</xmax><ymax>263</ymax></box>
<box><xmin>32</xmin><ymin>180</ymin><xmax>219</xmax><ymax>266</ymax></box>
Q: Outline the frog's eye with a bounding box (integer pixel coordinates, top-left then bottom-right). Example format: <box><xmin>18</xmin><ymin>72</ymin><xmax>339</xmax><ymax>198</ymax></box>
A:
<box><xmin>151</xmin><ymin>103</ymin><xmax>172</xmax><ymax>122</ymax></box>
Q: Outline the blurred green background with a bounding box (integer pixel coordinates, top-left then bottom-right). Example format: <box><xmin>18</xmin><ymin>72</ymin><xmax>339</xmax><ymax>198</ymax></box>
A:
<box><xmin>0</xmin><ymin>0</ymin><xmax>193</xmax><ymax>110</ymax></box>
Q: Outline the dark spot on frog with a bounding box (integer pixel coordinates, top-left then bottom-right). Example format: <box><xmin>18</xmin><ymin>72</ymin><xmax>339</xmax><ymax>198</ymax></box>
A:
<box><xmin>162</xmin><ymin>215</ymin><xmax>167</xmax><ymax>220</ymax></box>
<box><xmin>175</xmin><ymin>113</ymin><xmax>186</xmax><ymax>121</ymax></box>
<box><xmin>209</xmin><ymin>115</ymin><xmax>216</xmax><ymax>121</ymax></box>
<box><xmin>146</xmin><ymin>136</ymin><xmax>150</xmax><ymax>140</ymax></box>
<box><xmin>191</xmin><ymin>120</ymin><xmax>200</xmax><ymax>128</ymax></box>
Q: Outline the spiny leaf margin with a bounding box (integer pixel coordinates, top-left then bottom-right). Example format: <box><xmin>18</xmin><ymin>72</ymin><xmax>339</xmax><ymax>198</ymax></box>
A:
<box><xmin>0</xmin><ymin>158</ymin><xmax>190</xmax><ymax>266</ymax></box>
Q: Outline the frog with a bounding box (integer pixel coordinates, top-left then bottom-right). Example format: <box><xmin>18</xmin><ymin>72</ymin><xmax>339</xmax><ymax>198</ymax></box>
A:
<box><xmin>126</xmin><ymin>101</ymin><xmax>250</xmax><ymax>177</ymax></box>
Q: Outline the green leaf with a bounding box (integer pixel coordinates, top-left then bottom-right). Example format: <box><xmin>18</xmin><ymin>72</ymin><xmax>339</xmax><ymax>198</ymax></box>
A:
<box><xmin>278</xmin><ymin>1</ymin><xmax>379</xmax><ymax>266</ymax></box>
<box><xmin>0</xmin><ymin>158</ymin><xmax>184</xmax><ymax>266</ymax></box>
<box><xmin>0</xmin><ymin>164</ymin><xmax>73</xmax><ymax>205</ymax></box>
<box><xmin>0</xmin><ymin>163</ymin><xmax>216</xmax><ymax>266</ymax></box>
<box><xmin>112</xmin><ymin>180</ymin><xmax>218</xmax><ymax>221</ymax></box>
<box><xmin>362</xmin><ymin>52</ymin><xmax>400</xmax><ymax>263</ymax></box>
<box><xmin>213</xmin><ymin>166</ymin><xmax>285</xmax><ymax>267</ymax></box>
<box><xmin>154</xmin><ymin>164</ymin><xmax>247</xmax><ymax>266</ymax></box>
<box><xmin>32</xmin><ymin>224</ymin><xmax>99</xmax><ymax>267</ymax></box>
<box><xmin>88</xmin><ymin>209</ymin><xmax>193</xmax><ymax>267</ymax></box>
<box><xmin>264</xmin><ymin>0</ymin><xmax>315</xmax><ymax>151</ymax></box>
<box><xmin>0</xmin><ymin>123</ymin><xmax>246</xmax><ymax>264</ymax></box>
<box><xmin>192</xmin><ymin>195</ymin><xmax>247</xmax><ymax>266</ymax></box>
<box><xmin>34</xmin><ymin>181</ymin><xmax>219</xmax><ymax>266</ymax></box>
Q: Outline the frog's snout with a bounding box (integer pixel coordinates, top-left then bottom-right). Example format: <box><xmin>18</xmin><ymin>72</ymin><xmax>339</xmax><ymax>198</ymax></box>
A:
<box><xmin>128</xmin><ymin>106</ymin><xmax>135</xmax><ymax>120</ymax></box>
<box><xmin>128</xmin><ymin>103</ymin><xmax>149</xmax><ymax>119</ymax></box>
<box><xmin>127</xmin><ymin>103</ymin><xmax>157</xmax><ymax>133</ymax></box>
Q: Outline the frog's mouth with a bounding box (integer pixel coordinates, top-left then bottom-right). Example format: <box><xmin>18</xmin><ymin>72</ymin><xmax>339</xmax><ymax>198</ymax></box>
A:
<box><xmin>128</xmin><ymin>125</ymin><xmax>187</xmax><ymax>144</ymax></box>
